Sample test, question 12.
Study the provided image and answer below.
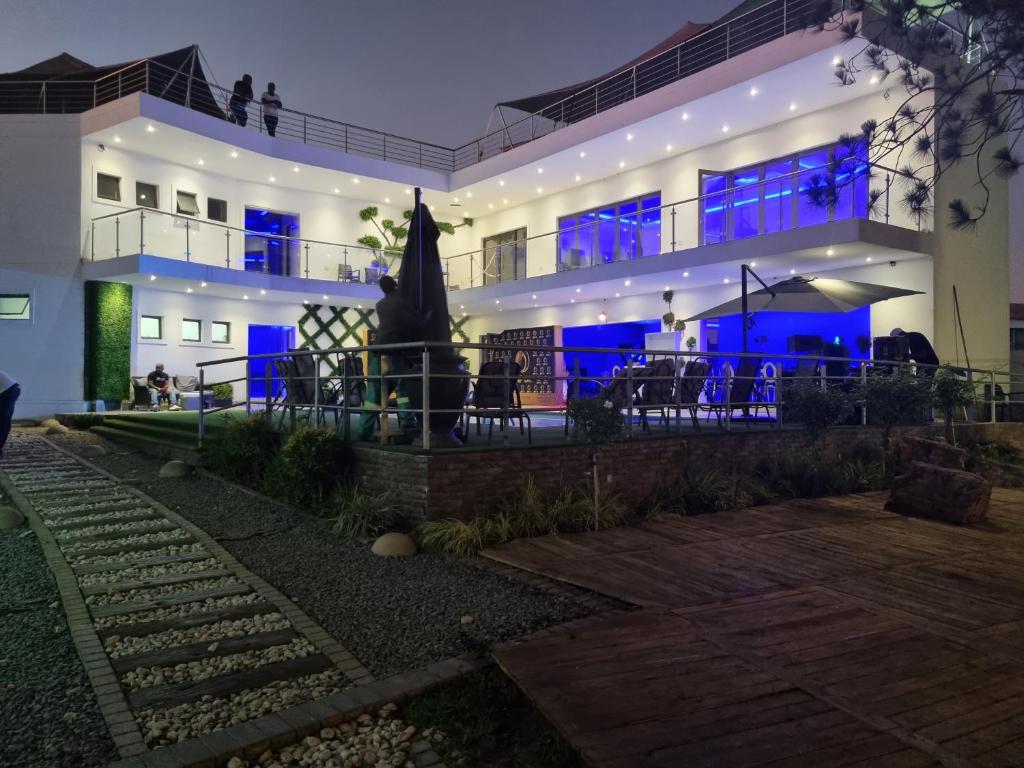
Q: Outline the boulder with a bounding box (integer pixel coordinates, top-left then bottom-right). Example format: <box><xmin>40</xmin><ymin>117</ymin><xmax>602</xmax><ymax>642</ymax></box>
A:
<box><xmin>81</xmin><ymin>444</ymin><xmax>107</xmax><ymax>459</ymax></box>
<box><xmin>0</xmin><ymin>506</ymin><xmax>26</xmax><ymax>529</ymax></box>
<box><xmin>886</xmin><ymin>461</ymin><xmax>991</xmax><ymax>524</ymax></box>
<box><xmin>894</xmin><ymin>436</ymin><xmax>966</xmax><ymax>471</ymax></box>
<box><xmin>158</xmin><ymin>460</ymin><xmax>191</xmax><ymax>479</ymax></box>
<box><xmin>371</xmin><ymin>532</ymin><xmax>417</xmax><ymax>557</ymax></box>
<box><xmin>45</xmin><ymin>424</ymin><xmax>69</xmax><ymax>436</ymax></box>
<box><xmin>40</xmin><ymin>418</ymin><xmax>61</xmax><ymax>429</ymax></box>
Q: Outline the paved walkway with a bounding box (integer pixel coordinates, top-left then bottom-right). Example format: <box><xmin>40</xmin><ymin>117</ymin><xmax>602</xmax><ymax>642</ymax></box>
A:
<box><xmin>0</xmin><ymin>434</ymin><xmax>450</xmax><ymax>767</ymax></box>
<box><xmin>484</xmin><ymin>490</ymin><xmax>1024</xmax><ymax>767</ymax></box>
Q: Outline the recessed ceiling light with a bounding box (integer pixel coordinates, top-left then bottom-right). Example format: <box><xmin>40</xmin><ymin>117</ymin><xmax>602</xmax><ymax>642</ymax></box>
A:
<box><xmin>292</xmin><ymin>166</ymin><xmax>300</xmax><ymax>173</ymax></box>
<box><xmin>683</xmin><ymin>271</ymin><xmax>689</xmax><ymax>277</ymax></box>
<box><xmin>579</xmin><ymin>151</ymin><xmax>586</xmax><ymax>158</ymax></box>
<box><xmin>197</xmin><ymin>159</ymin><xmax>205</xmax><ymax>165</ymax></box>
<box><xmin>260</xmin><ymin>289</ymin><xmax>267</xmax><ymax>295</ymax></box>
<box><xmin>323</xmin><ymin>294</ymin><xmax>329</xmax><ymax>300</ymax></box>
<box><xmin>722</xmin><ymin>125</ymin><xmax>730</xmax><ymax>133</ymax></box>
<box><xmin>186</xmin><ymin>287</ymin><xmax>192</xmax><ymax>293</ymax></box>
<box><xmin>113</xmin><ymin>135</ymin><xmax>122</xmax><ymax>143</ymax></box>
<box><xmin>357</xmin><ymin>304</ymin><xmax>363</xmax><ymax>309</ymax></box>
<box><xmin>230</xmin><ymin>150</ymin><xmax>238</xmax><ymax>158</ymax></box>
<box><xmin>466</xmin><ymin>192</ymin><xmax>472</xmax><ymax>198</ymax></box>
<box><xmin>269</xmin><ymin>176</ymin><xmax>275</xmax><ymax>182</ymax></box>
<box><xmin>681</xmin><ymin>112</ymin><xmax>689</xmax><ymax>121</ymax></box>
<box><xmin>615</xmin><ymin>292</ymin><xmax>620</xmax><ymax>297</ymax></box>
<box><xmin>665</xmin><ymin>144</ymin><xmax>673</xmax><ymax>152</ymax></box>
<box><xmin>537</xmin><ymin>167</ymin><xmax>543</xmax><ymax>174</ymax></box>
<box><xmin>626</xmin><ymin>133</ymin><xmax>634</xmax><ymax>141</ymax></box>
<box><xmin>749</xmin><ymin>86</ymin><xmax>759</xmax><ymax>96</ymax></box>
<box><xmin>502</xmin><ymin>199</ymin><xmax>508</xmax><ymax>205</ymax></box>
<box><xmin>575</xmin><ymin>288</ymin><xmax>581</xmax><ymax>293</ymax></box>
<box><xmin>866</xmin><ymin>256</ymin><xmax>873</xmax><ymax>262</ymax></box>
<box><xmin>453</xmin><ymin>196</ymin><xmax>460</xmax><ymax>203</ymax></box>
<box><xmin>430</xmin><ymin>205</ymin><xmax>436</xmax><ymax>211</ymax></box>
<box><xmin>664</xmin><ymin>285</ymin><xmax>670</xmax><ymax>291</ymax></box>
<box><xmin>146</xmin><ymin>124</ymin><xmax>156</xmax><ymax>133</ymax></box>
<box><xmin>352</xmin><ymin>177</ymin><xmax>360</xmax><ymax>184</ymax></box>
<box><xmin>575</xmin><ymin>174</ymin><xmax>581</xmax><ymax>182</ymax></box>
<box><xmin>488</xmin><ymin>203</ymin><xmax>494</xmax><ymax>209</ymax></box>
<box><xmin>384</xmin><ymin>197</ymin><xmax>390</xmax><ymax>203</ymax></box>
<box><xmin>832</xmin><ymin>55</ymin><xmax>843</xmax><ymax>66</ymax></box>
<box><xmin>789</xmin><ymin>102</ymin><xmax>797</xmax><ymax>111</ymax></box>
<box><xmin>460</xmin><ymin>305</ymin><xmax>465</xmax><ymax>309</ymax></box>
<box><xmin>624</xmin><ymin>279</ymin><xmax>631</xmax><ymax>286</ymax></box>
<box><xmin>826</xmin><ymin>247</ymin><xmax>835</xmax><ymax>256</ymax></box>
<box><xmin>462</xmin><ymin>311</ymin><xmax>467</xmax><ymax>316</ymax></box>
<box><xmin>723</xmin><ymin>278</ymin><xmax>730</xmax><ymax>284</ymax></box>
<box><xmin>495</xmin><ymin>299</ymin><xmax>501</xmax><ymax>304</ymax></box>
<box><xmin>570</xmin><ymin>299</ymin><xmax>575</xmax><ymax>303</ymax></box>
<box><xmin>536</xmin><ymin>187</ymin><xmax>543</xmax><ymax>194</ymax></box>
<box><xmin>618</xmin><ymin>161</ymin><xmax>625</xmax><ymax>168</ymax></box>
<box><xmin>869</xmin><ymin>75</ymin><xmax>880</xmax><ymax>84</ymax></box>
<box><xmin>149</xmin><ymin>274</ymin><xmax>156</xmax><ymax>281</ymax></box>
<box><xmin>750</xmin><ymin>261</ymin><xmax>757</xmax><ymax>267</ymax></box>
<box><xmin>243</xmin><ymin>294</ymin><xmax>249</xmax><ymax>300</ymax></box>
<box><xmin>499</xmin><ymin>179</ymin><xmax>505</xmax><ymax>186</ymax></box>
<box><xmin>201</xmin><ymin>281</ymin><xmax>207</xmax><ymax>287</ymax></box>
<box><xmin>303</xmin><ymin>299</ymin><xmax>309</xmax><ymax>304</ymax></box>
<box><xmin>405</xmin><ymin>188</ymin><xmax>412</xmax><ymax>194</ymax></box>
<box><xmin>789</xmin><ymin>269</ymin><xmax>796</xmax><ymax>274</ymax></box>
<box><xmin>531</xmin><ymin>295</ymin><xmax>536</xmax><ymax>300</ymax></box>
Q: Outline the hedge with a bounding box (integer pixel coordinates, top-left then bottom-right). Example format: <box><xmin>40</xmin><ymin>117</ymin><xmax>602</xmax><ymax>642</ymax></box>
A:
<box><xmin>84</xmin><ymin>280</ymin><xmax>132</xmax><ymax>403</ymax></box>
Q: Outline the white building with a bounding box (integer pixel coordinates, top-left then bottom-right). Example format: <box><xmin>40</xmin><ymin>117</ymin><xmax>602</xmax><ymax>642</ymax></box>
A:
<box><xmin>0</xmin><ymin>4</ymin><xmax>1017</xmax><ymax>419</ymax></box>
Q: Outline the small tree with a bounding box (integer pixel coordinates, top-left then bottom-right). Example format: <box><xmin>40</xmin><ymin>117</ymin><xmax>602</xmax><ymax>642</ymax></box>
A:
<box><xmin>931</xmin><ymin>366</ymin><xmax>976</xmax><ymax>443</ymax></box>
<box><xmin>357</xmin><ymin>207</ymin><xmax>472</xmax><ymax>271</ymax></box>
<box><xmin>781</xmin><ymin>381</ymin><xmax>854</xmax><ymax>445</ymax></box>
<box><xmin>567</xmin><ymin>397</ymin><xmax>624</xmax><ymax>529</ymax></box>
<box><xmin>859</xmin><ymin>370</ymin><xmax>933</xmax><ymax>464</ymax></box>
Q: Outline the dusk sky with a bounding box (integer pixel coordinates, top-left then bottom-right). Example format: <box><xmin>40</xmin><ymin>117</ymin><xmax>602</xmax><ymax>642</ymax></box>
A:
<box><xmin>0</xmin><ymin>0</ymin><xmax>745</xmax><ymax>147</ymax></box>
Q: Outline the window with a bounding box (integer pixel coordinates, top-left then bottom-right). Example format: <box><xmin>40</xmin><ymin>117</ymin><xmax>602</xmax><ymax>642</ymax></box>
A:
<box><xmin>211</xmin><ymin>321</ymin><xmax>231</xmax><ymax>344</ymax></box>
<box><xmin>176</xmin><ymin>190</ymin><xmax>200</xmax><ymax>216</ymax></box>
<box><xmin>481</xmin><ymin>227</ymin><xmax>527</xmax><ymax>285</ymax></box>
<box><xmin>181</xmin><ymin>318</ymin><xmax>202</xmax><ymax>342</ymax></box>
<box><xmin>699</xmin><ymin>139</ymin><xmax>870</xmax><ymax>245</ymax></box>
<box><xmin>558</xmin><ymin>193</ymin><xmax>660</xmax><ymax>271</ymax></box>
<box><xmin>0</xmin><ymin>294</ymin><xmax>31</xmax><ymax>321</ymax></box>
<box><xmin>1011</xmin><ymin>328</ymin><xmax>1024</xmax><ymax>351</ymax></box>
<box><xmin>136</xmin><ymin>181</ymin><xmax>159</xmax><ymax>208</ymax></box>
<box><xmin>207</xmin><ymin>197</ymin><xmax>227</xmax><ymax>222</ymax></box>
<box><xmin>140</xmin><ymin>315</ymin><xmax>162</xmax><ymax>340</ymax></box>
<box><xmin>97</xmin><ymin>173</ymin><xmax>121</xmax><ymax>201</ymax></box>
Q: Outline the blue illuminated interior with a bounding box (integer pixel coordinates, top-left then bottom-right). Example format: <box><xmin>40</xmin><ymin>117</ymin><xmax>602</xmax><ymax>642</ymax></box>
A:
<box><xmin>563</xmin><ymin>320</ymin><xmax>660</xmax><ymax>389</ymax></box>
<box><xmin>244</xmin><ymin>208</ymin><xmax>299</xmax><ymax>276</ymax></box>
<box><xmin>701</xmin><ymin>306</ymin><xmax>872</xmax><ymax>375</ymax></box>
<box><xmin>248</xmin><ymin>324</ymin><xmax>295</xmax><ymax>399</ymax></box>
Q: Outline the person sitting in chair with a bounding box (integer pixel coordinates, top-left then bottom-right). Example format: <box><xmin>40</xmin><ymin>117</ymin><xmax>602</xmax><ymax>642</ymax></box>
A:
<box><xmin>147</xmin><ymin>363</ymin><xmax>181</xmax><ymax>411</ymax></box>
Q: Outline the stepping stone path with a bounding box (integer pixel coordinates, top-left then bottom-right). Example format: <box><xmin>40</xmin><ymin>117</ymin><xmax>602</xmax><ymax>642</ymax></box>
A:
<box><xmin>0</xmin><ymin>434</ymin><xmax>447</xmax><ymax>767</ymax></box>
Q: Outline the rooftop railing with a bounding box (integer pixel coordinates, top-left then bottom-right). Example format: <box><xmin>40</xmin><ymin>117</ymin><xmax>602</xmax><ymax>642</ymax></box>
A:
<box><xmin>193</xmin><ymin>340</ymin><xmax>1023</xmax><ymax>451</ymax></box>
<box><xmin>2</xmin><ymin>0</ymin><xmax>843</xmax><ymax>172</ymax></box>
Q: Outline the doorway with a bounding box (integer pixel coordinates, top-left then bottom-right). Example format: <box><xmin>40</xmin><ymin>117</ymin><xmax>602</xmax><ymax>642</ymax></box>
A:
<box><xmin>248</xmin><ymin>324</ymin><xmax>295</xmax><ymax>402</ymax></box>
<box><xmin>244</xmin><ymin>208</ymin><xmax>299</xmax><ymax>276</ymax></box>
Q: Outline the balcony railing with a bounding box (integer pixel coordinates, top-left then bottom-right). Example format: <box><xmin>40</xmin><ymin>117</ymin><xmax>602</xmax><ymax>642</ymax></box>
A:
<box><xmin>193</xmin><ymin>340</ymin><xmax>1023</xmax><ymax>451</ymax></box>
<box><xmin>2</xmin><ymin>0</ymin><xmax>843</xmax><ymax>172</ymax></box>
<box><xmin>88</xmin><ymin>207</ymin><xmax>392</xmax><ymax>285</ymax></box>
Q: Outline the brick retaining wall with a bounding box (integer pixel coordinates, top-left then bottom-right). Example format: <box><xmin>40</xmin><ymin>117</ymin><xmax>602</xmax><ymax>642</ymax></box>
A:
<box><xmin>355</xmin><ymin>423</ymin><xmax>1024</xmax><ymax>522</ymax></box>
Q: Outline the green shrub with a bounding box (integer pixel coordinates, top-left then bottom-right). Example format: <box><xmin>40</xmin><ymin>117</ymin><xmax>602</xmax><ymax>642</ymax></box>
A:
<box><xmin>264</xmin><ymin>427</ymin><xmax>350</xmax><ymax>508</ymax></box>
<box><xmin>567</xmin><ymin>398</ymin><xmax>624</xmax><ymax>444</ymax></box>
<box><xmin>757</xmin><ymin>456</ymin><xmax>886</xmax><ymax>499</ymax></box>
<box><xmin>932</xmin><ymin>366</ymin><xmax>975</xmax><ymax>443</ymax></box>
<box><xmin>965</xmin><ymin>440</ymin><xmax>1022</xmax><ymax>466</ymax></box>
<box><xmin>649</xmin><ymin>468</ymin><xmax>776</xmax><ymax>516</ymax></box>
<box><xmin>417</xmin><ymin>518</ymin><xmax>486</xmax><ymax>557</ymax></box>
<box><xmin>212</xmin><ymin>383</ymin><xmax>234</xmax><ymax>402</ymax></box>
<box><xmin>780</xmin><ymin>382</ymin><xmax>854</xmax><ymax>444</ymax></box>
<box><xmin>57</xmin><ymin>413</ymin><xmax>106</xmax><ymax>429</ymax></box>
<box><xmin>860</xmin><ymin>370</ymin><xmax>932</xmax><ymax>446</ymax></box>
<box><xmin>203</xmin><ymin>413</ymin><xmax>281</xmax><ymax>486</ymax></box>
<box><xmin>332</xmin><ymin>485</ymin><xmax>408</xmax><ymax>538</ymax></box>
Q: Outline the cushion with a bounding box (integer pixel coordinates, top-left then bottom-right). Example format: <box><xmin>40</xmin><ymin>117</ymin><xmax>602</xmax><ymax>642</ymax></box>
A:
<box><xmin>131</xmin><ymin>376</ymin><xmax>149</xmax><ymax>388</ymax></box>
<box><xmin>175</xmin><ymin>375</ymin><xmax>198</xmax><ymax>392</ymax></box>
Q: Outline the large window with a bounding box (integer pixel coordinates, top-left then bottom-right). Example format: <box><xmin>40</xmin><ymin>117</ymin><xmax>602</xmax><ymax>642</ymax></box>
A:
<box><xmin>140</xmin><ymin>315</ymin><xmax>162</xmax><ymax>340</ymax></box>
<box><xmin>558</xmin><ymin>193</ymin><xmax>660</xmax><ymax>271</ymax></box>
<box><xmin>97</xmin><ymin>173</ymin><xmax>121</xmax><ymax>202</ymax></box>
<box><xmin>482</xmin><ymin>227</ymin><xmax>527</xmax><ymax>285</ymax></box>
<box><xmin>699</xmin><ymin>140</ymin><xmax>869</xmax><ymax>245</ymax></box>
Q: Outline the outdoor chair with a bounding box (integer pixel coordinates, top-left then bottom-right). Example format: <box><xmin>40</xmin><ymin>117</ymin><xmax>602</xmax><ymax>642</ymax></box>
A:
<box><xmin>273</xmin><ymin>354</ymin><xmax>342</xmax><ymax>429</ymax></box>
<box><xmin>704</xmin><ymin>357</ymin><xmax>774</xmax><ymax>428</ymax></box>
<box><xmin>638</xmin><ymin>357</ymin><xmax>680</xmax><ymax>432</ymax></box>
<box><xmin>677</xmin><ymin>360</ymin><xmax>712</xmax><ymax>431</ymax></box>
<box><xmin>129</xmin><ymin>376</ymin><xmax>151</xmax><ymax>410</ymax></box>
<box><xmin>337</xmin><ymin>264</ymin><xmax>359</xmax><ymax>282</ymax></box>
<box><xmin>470</xmin><ymin>359</ymin><xmax>531</xmax><ymax>444</ymax></box>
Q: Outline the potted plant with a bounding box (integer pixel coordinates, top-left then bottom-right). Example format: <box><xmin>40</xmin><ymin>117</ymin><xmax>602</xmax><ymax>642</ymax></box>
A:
<box><xmin>662</xmin><ymin>290</ymin><xmax>675</xmax><ymax>330</ymax></box>
<box><xmin>686</xmin><ymin>336</ymin><xmax>697</xmax><ymax>353</ymax></box>
<box><xmin>212</xmin><ymin>383</ymin><xmax>234</xmax><ymax>408</ymax></box>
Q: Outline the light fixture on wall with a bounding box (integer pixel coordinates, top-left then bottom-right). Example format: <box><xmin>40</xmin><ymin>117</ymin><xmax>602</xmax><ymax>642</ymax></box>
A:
<box><xmin>598</xmin><ymin>302</ymin><xmax>608</xmax><ymax>323</ymax></box>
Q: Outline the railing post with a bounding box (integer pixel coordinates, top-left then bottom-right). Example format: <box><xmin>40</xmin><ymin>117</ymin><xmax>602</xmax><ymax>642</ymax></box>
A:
<box><xmin>776</xmin><ymin>374</ymin><xmax>783</xmax><ymax>429</ymax></box>
<box><xmin>726</xmin><ymin>24</ymin><xmax>731</xmax><ymax>58</ymax></box>
<box><xmin>671</xmin><ymin>206</ymin><xmax>677</xmax><ymax>251</ymax></box>
<box><xmin>421</xmin><ymin>349</ymin><xmax>431</xmax><ymax>450</ymax></box>
<box><xmin>313</xmin><ymin>356</ymin><xmax>321</xmax><ymax>426</ymax></box>
<box><xmin>139</xmin><ymin>209</ymin><xmax>145</xmax><ymax>255</ymax></box>
<box><xmin>225</xmin><ymin>229</ymin><xmax>231</xmax><ymax>268</ymax></box>
<box><xmin>303</xmin><ymin>115</ymin><xmax>307</xmax><ymax>144</ymax></box>
<box><xmin>304</xmin><ymin>243</ymin><xmax>310</xmax><ymax>279</ymax></box>
<box><xmin>92</xmin><ymin>81</ymin><xmax>97</xmax><ymax>109</ymax></box>
<box><xmin>861</xmin><ymin>362</ymin><xmax>868</xmax><ymax>425</ymax></box>
<box><xmin>265</xmin><ymin>363</ymin><xmax>271</xmax><ymax>414</ymax></box>
<box><xmin>91</xmin><ymin>222</ymin><xmax>95</xmax><ymax>261</ymax></box>
<box><xmin>245</xmin><ymin>360</ymin><xmax>252</xmax><ymax>417</ymax></box>
<box><xmin>725</xmin><ymin>365</ymin><xmax>732</xmax><ymax>431</ymax></box>
<box><xmin>503</xmin><ymin>357</ymin><xmax>512</xmax><ymax>446</ymax></box>
<box><xmin>115</xmin><ymin>216</ymin><xmax>120</xmax><ymax>258</ymax></box>
<box><xmin>990</xmin><ymin>371</ymin><xmax>997</xmax><ymax>423</ymax></box>
<box><xmin>198</xmin><ymin>368</ymin><xmax>205</xmax><ymax>448</ymax></box>
<box><xmin>626</xmin><ymin>359</ymin><xmax>634</xmax><ymax>438</ymax></box>
<box><xmin>185</xmin><ymin>219</ymin><xmax>191</xmax><ymax>262</ymax></box>
<box><xmin>966</xmin><ymin>369</ymin><xmax>974</xmax><ymax>423</ymax></box>
<box><xmin>145</xmin><ymin>61</ymin><xmax>150</xmax><ymax>94</ymax></box>
<box><xmin>341</xmin><ymin>355</ymin><xmax>350</xmax><ymax>440</ymax></box>
<box><xmin>674</xmin><ymin>352</ymin><xmax>683</xmax><ymax>432</ymax></box>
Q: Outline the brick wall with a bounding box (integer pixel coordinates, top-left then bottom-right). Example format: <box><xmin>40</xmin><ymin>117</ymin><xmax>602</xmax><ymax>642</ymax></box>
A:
<box><xmin>353</xmin><ymin>423</ymin><xmax>1024</xmax><ymax>522</ymax></box>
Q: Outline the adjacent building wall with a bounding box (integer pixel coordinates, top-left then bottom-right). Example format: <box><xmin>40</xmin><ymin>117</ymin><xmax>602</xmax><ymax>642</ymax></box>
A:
<box><xmin>0</xmin><ymin>115</ymin><xmax>84</xmax><ymax>418</ymax></box>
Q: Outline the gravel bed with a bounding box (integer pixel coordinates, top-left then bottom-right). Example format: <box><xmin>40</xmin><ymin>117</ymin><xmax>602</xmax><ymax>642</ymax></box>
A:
<box><xmin>77</xmin><ymin>435</ymin><xmax>595</xmax><ymax>678</ymax></box>
<box><xmin>79</xmin><ymin>556</ymin><xmax>222</xmax><ymax>587</ymax></box>
<box><xmin>61</xmin><ymin>528</ymin><xmax>193</xmax><ymax>554</ymax></box>
<box><xmin>225</xmin><ymin>703</ymin><xmax>417</xmax><ymax>768</ymax></box>
<box><xmin>52</xmin><ymin>518</ymin><xmax>170</xmax><ymax>541</ymax></box>
<box><xmin>43</xmin><ymin>506</ymin><xmax>158</xmax><ymax>527</ymax></box>
<box><xmin>69</xmin><ymin>541</ymin><xmax>208</xmax><ymax>567</ymax></box>
<box><xmin>18</xmin><ymin>479</ymin><xmax>116</xmax><ymax>494</ymax></box>
<box><xmin>137</xmin><ymin>668</ymin><xmax>348</xmax><ymax>746</ymax></box>
<box><xmin>34</xmin><ymin>495</ymin><xmax>138</xmax><ymax>514</ymax></box>
<box><xmin>105</xmin><ymin>612</ymin><xmax>289</xmax><ymax>658</ymax></box>
<box><xmin>0</xmin><ymin>528</ymin><xmax>118</xmax><ymax>767</ymax></box>
<box><xmin>85</xmin><ymin>574</ymin><xmax>242</xmax><ymax>607</ymax></box>
<box><xmin>93</xmin><ymin>591</ymin><xmax>264</xmax><ymax>630</ymax></box>
<box><xmin>120</xmin><ymin>637</ymin><xmax>316</xmax><ymax>689</ymax></box>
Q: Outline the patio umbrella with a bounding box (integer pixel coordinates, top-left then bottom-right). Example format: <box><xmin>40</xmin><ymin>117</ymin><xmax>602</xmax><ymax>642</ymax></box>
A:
<box><xmin>684</xmin><ymin>275</ymin><xmax>922</xmax><ymax>321</ymax></box>
<box><xmin>397</xmin><ymin>188</ymin><xmax>451</xmax><ymax>344</ymax></box>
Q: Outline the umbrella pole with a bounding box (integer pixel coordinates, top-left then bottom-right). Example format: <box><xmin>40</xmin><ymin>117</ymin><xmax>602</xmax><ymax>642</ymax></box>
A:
<box><xmin>740</xmin><ymin>264</ymin><xmax>775</xmax><ymax>355</ymax></box>
<box><xmin>414</xmin><ymin>187</ymin><xmax>423</xmax><ymax>312</ymax></box>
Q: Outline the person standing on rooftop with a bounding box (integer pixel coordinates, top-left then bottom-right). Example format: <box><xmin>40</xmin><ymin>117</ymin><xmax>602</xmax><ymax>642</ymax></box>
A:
<box><xmin>229</xmin><ymin>73</ymin><xmax>253</xmax><ymax>126</ymax></box>
<box><xmin>0</xmin><ymin>369</ymin><xmax>20</xmax><ymax>459</ymax></box>
<box><xmin>261</xmin><ymin>82</ymin><xmax>282</xmax><ymax>137</ymax></box>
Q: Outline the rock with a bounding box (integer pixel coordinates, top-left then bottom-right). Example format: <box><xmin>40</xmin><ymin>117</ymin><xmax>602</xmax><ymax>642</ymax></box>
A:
<box><xmin>227</xmin><ymin>758</ymin><xmax>244</xmax><ymax>768</ymax></box>
<box><xmin>894</xmin><ymin>436</ymin><xmax>966</xmax><ymax>471</ymax></box>
<box><xmin>40</xmin><ymin>418</ymin><xmax>61</xmax><ymax>429</ymax></box>
<box><xmin>370</xmin><ymin>532</ymin><xmax>417</xmax><ymax>557</ymax></box>
<box><xmin>81</xmin><ymin>444</ymin><xmax>107</xmax><ymax>459</ymax></box>
<box><xmin>45</xmin><ymin>424</ymin><xmax>69</xmax><ymax>435</ymax></box>
<box><xmin>0</xmin><ymin>505</ymin><xmax>25</xmax><ymax>529</ymax></box>
<box><xmin>886</xmin><ymin>461</ymin><xmax>992</xmax><ymax>524</ymax></box>
<box><xmin>159</xmin><ymin>460</ymin><xmax>191</xmax><ymax>479</ymax></box>
<box><xmin>460</xmin><ymin>615</ymin><xmax>474</xmax><ymax>626</ymax></box>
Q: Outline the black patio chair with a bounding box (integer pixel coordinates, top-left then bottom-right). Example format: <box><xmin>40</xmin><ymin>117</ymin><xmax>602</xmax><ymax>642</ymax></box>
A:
<box><xmin>470</xmin><ymin>359</ymin><xmax>531</xmax><ymax>443</ymax></box>
<box><xmin>705</xmin><ymin>357</ymin><xmax>773</xmax><ymax>428</ymax></box>
<box><xmin>638</xmin><ymin>357</ymin><xmax>679</xmax><ymax>432</ymax></box>
<box><xmin>677</xmin><ymin>360</ymin><xmax>712</xmax><ymax>431</ymax></box>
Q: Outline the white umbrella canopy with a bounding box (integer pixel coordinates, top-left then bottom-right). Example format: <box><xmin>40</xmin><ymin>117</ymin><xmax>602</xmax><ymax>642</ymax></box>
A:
<box><xmin>684</xmin><ymin>275</ymin><xmax>923</xmax><ymax>321</ymax></box>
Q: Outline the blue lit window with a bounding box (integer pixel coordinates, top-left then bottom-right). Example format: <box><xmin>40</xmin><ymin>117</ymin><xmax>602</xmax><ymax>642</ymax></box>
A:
<box><xmin>797</xmin><ymin>149</ymin><xmax>830</xmax><ymax>227</ymax></box>
<box><xmin>731</xmin><ymin>167</ymin><xmax>760</xmax><ymax>239</ymax></box>
<box><xmin>558</xmin><ymin>192</ymin><xmax>660</xmax><ymax>270</ymax></box>
<box><xmin>833</xmin><ymin>139</ymin><xmax>870</xmax><ymax>220</ymax></box>
<box><xmin>701</xmin><ymin>174</ymin><xmax>728</xmax><ymax>245</ymax></box>
<box><xmin>763</xmin><ymin>160</ymin><xmax>793</xmax><ymax>233</ymax></box>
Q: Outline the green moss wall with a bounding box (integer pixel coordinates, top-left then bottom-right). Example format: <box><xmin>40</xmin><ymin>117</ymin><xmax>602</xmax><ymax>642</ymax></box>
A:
<box><xmin>84</xmin><ymin>281</ymin><xmax>133</xmax><ymax>403</ymax></box>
